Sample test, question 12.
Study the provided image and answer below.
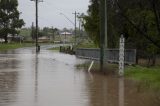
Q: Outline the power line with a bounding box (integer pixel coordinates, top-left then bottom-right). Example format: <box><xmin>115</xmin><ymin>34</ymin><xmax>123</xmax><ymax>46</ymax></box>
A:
<box><xmin>60</xmin><ymin>13</ymin><xmax>75</xmax><ymax>26</ymax></box>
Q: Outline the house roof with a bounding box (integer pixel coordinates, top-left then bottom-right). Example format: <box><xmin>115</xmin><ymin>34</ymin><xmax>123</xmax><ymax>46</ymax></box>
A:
<box><xmin>60</xmin><ymin>32</ymin><xmax>72</xmax><ymax>35</ymax></box>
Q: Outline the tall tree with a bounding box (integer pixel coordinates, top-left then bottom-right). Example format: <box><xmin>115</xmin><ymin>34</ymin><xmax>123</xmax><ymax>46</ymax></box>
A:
<box><xmin>83</xmin><ymin>0</ymin><xmax>119</xmax><ymax>48</ymax></box>
<box><xmin>0</xmin><ymin>0</ymin><xmax>24</xmax><ymax>43</ymax></box>
<box><xmin>114</xmin><ymin>0</ymin><xmax>160</xmax><ymax>65</ymax></box>
<box><xmin>83</xmin><ymin>0</ymin><xmax>100</xmax><ymax>47</ymax></box>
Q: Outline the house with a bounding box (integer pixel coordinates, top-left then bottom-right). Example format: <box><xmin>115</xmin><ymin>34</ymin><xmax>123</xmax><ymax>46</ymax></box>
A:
<box><xmin>38</xmin><ymin>36</ymin><xmax>50</xmax><ymax>42</ymax></box>
<box><xmin>60</xmin><ymin>32</ymin><xmax>72</xmax><ymax>36</ymax></box>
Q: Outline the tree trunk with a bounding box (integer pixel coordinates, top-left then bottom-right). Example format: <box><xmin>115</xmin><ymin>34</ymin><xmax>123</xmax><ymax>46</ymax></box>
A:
<box><xmin>151</xmin><ymin>54</ymin><xmax>156</xmax><ymax>66</ymax></box>
<box><xmin>147</xmin><ymin>56</ymin><xmax>151</xmax><ymax>67</ymax></box>
<box><xmin>136</xmin><ymin>55</ymin><xmax>139</xmax><ymax>64</ymax></box>
<box><xmin>4</xmin><ymin>35</ymin><xmax>8</xmax><ymax>43</ymax></box>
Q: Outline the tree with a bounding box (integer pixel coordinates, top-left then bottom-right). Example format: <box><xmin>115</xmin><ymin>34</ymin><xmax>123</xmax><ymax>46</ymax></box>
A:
<box><xmin>83</xmin><ymin>0</ymin><xmax>100</xmax><ymax>47</ymax></box>
<box><xmin>0</xmin><ymin>0</ymin><xmax>25</xmax><ymax>43</ymax></box>
<box><xmin>83</xmin><ymin>0</ymin><xmax>119</xmax><ymax>48</ymax></box>
<box><xmin>115</xmin><ymin>0</ymin><xmax>160</xmax><ymax>65</ymax></box>
<box><xmin>84</xmin><ymin>0</ymin><xmax>160</xmax><ymax>65</ymax></box>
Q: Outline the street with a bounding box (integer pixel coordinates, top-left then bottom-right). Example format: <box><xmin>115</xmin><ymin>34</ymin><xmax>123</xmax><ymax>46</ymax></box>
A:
<box><xmin>0</xmin><ymin>45</ymin><xmax>158</xmax><ymax>106</ymax></box>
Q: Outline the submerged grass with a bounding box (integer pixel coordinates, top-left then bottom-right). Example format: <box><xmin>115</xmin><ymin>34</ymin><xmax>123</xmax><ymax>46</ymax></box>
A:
<box><xmin>75</xmin><ymin>61</ymin><xmax>118</xmax><ymax>74</ymax></box>
<box><xmin>125</xmin><ymin>65</ymin><xmax>160</xmax><ymax>90</ymax></box>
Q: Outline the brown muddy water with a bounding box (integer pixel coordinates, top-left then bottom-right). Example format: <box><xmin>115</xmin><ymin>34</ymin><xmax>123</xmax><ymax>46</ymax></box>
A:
<box><xmin>0</xmin><ymin>45</ymin><xmax>159</xmax><ymax>106</ymax></box>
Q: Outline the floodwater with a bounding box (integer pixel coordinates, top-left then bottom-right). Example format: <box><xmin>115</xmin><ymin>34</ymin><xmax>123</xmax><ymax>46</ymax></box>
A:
<box><xmin>0</xmin><ymin>45</ymin><xmax>159</xmax><ymax>106</ymax></box>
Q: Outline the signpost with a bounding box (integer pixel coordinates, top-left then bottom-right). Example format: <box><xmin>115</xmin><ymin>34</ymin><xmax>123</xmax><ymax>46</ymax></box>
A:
<box><xmin>119</xmin><ymin>35</ymin><xmax>125</xmax><ymax>76</ymax></box>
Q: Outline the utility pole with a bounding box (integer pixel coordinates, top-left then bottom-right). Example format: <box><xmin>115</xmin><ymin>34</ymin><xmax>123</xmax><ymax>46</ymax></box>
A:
<box><xmin>35</xmin><ymin>0</ymin><xmax>38</xmax><ymax>52</ymax></box>
<box><xmin>31</xmin><ymin>0</ymin><xmax>43</xmax><ymax>52</ymax></box>
<box><xmin>72</xmin><ymin>11</ymin><xmax>79</xmax><ymax>45</ymax></box>
<box><xmin>105</xmin><ymin>0</ymin><xmax>107</xmax><ymax>49</ymax></box>
<box><xmin>52</xmin><ymin>27</ymin><xmax>55</xmax><ymax>42</ymax></box>
<box><xmin>79</xmin><ymin>18</ymin><xmax>81</xmax><ymax>36</ymax></box>
<box><xmin>31</xmin><ymin>22</ymin><xmax>34</xmax><ymax>42</ymax></box>
<box><xmin>100</xmin><ymin>0</ymin><xmax>107</xmax><ymax>71</ymax></box>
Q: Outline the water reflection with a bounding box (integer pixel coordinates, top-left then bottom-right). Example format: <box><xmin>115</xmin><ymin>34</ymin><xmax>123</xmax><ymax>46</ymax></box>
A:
<box><xmin>0</xmin><ymin>50</ymin><xmax>19</xmax><ymax>105</ymax></box>
<box><xmin>0</xmin><ymin>70</ymin><xmax>18</xmax><ymax>105</ymax></box>
<box><xmin>0</xmin><ymin>55</ymin><xmax>19</xmax><ymax>69</ymax></box>
<box><xmin>86</xmin><ymin>72</ymin><xmax>160</xmax><ymax>106</ymax></box>
<box><xmin>119</xmin><ymin>77</ymin><xmax>124</xmax><ymax>106</ymax></box>
<box><xmin>87</xmin><ymin>74</ymin><xmax>118</xmax><ymax>106</ymax></box>
<box><xmin>35</xmin><ymin>53</ymin><xmax>39</xmax><ymax>103</ymax></box>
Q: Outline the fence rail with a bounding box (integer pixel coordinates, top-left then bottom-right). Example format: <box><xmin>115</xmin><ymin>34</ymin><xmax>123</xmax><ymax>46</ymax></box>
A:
<box><xmin>75</xmin><ymin>48</ymin><xmax>136</xmax><ymax>64</ymax></box>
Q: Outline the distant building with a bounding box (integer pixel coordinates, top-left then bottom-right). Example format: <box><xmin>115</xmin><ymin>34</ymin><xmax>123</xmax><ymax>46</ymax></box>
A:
<box><xmin>0</xmin><ymin>35</ymin><xmax>24</xmax><ymax>43</ymax></box>
<box><xmin>38</xmin><ymin>36</ymin><xmax>50</xmax><ymax>42</ymax></box>
<box><xmin>60</xmin><ymin>32</ymin><xmax>72</xmax><ymax>36</ymax></box>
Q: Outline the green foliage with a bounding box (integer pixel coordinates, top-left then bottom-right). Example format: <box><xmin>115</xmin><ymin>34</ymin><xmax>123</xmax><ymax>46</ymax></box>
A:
<box><xmin>30</xmin><ymin>26</ymin><xmax>58</xmax><ymax>41</ymax></box>
<box><xmin>83</xmin><ymin>0</ymin><xmax>100</xmax><ymax>47</ymax></box>
<box><xmin>19</xmin><ymin>28</ymin><xmax>32</xmax><ymax>40</ymax></box>
<box><xmin>125</xmin><ymin>65</ymin><xmax>160</xmax><ymax>90</ymax></box>
<box><xmin>0</xmin><ymin>43</ymin><xmax>34</xmax><ymax>51</ymax></box>
<box><xmin>0</xmin><ymin>0</ymin><xmax>25</xmax><ymax>43</ymax></box>
<box><xmin>48</xmin><ymin>47</ymin><xmax>60</xmax><ymax>51</ymax></box>
<box><xmin>84</xmin><ymin>0</ymin><xmax>160</xmax><ymax>65</ymax></box>
<box><xmin>118</xmin><ymin>0</ymin><xmax>160</xmax><ymax>61</ymax></box>
<box><xmin>76</xmin><ymin>39</ymin><xmax>98</xmax><ymax>48</ymax></box>
<box><xmin>83</xmin><ymin>0</ymin><xmax>121</xmax><ymax>48</ymax></box>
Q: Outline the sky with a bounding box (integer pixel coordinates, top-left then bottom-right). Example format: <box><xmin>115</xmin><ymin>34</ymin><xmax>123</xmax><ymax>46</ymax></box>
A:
<box><xmin>18</xmin><ymin>0</ymin><xmax>90</xmax><ymax>29</ymax></box>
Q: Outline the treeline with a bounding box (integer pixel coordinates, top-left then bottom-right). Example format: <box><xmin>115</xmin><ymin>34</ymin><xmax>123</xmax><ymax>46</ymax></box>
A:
<box><xmin>30</xmin><ymin>27</ymin><xmax>58</xmax><ymax>41</ymax></box>
<box><xmin>83</xmin><ymin>0</ymin><xmax>160</xmax><ymax>65</ymax></box>
<box><xmin>20</xmin><ymin>27</ymin><xmax>76</xmax><ymax>41</ymax></box>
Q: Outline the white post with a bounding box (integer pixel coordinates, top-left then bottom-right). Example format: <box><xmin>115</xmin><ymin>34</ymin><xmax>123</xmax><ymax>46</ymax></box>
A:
<box><xmin>119</xmin><ymin>35</ymin><xmax>125</xmax><ymax>76</ymax></box>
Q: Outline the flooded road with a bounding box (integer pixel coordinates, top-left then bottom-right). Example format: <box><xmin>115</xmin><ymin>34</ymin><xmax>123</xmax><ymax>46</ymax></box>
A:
<box><xmin>0</xmin><ymin>45</ymin><xmax>159</xmax><ymax>106</ymax></box>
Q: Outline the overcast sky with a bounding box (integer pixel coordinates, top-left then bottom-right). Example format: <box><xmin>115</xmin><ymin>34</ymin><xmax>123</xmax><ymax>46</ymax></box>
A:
<box><xmin>18</xmin><ymin>0</ymin><xmax>90</xmax><ymax>29</ymax></box>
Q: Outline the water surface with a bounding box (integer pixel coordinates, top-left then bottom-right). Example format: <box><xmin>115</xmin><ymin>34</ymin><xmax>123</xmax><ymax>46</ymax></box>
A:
<box><xmin>0</xmin><ymin>46</ymin><xmax>159</xmax><ymax>106</ymax></box>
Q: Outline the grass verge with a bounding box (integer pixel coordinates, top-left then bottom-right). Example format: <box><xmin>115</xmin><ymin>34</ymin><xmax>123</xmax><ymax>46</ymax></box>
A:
<box><xmin>0</xmin><ymin>43</ymin><xmax>34</xmax><ymax>51</ymax></box>
<box><xmin>125</xmin><ymin>65</ymin><xmax>160</xmax><ymax>90</ymax></box>
<box><xmin>48</xmin><ymin>47</ymin><xmax>60</xmax><ymax>51</ymax></box>
<box><xmin>76</xmin><ymin>39</ymin><xmax>98</xmax><ymax>48</ymax></box>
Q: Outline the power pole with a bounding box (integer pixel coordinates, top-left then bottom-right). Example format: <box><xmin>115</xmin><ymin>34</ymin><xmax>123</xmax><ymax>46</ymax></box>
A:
<box><xmin>72</xmin><ymin>11</ymin><xmax>79</xmax><ymax>45</ymax></box>
<box><xmin>35</xmin><ymin>0</ymin><xmax>38</xmax><ymax>52</ymax></box>
<box><xmin>79</xmin><ymin>18</ymin><xmax>81</xmax><ymax>36</ymax></box>
<box><xmin>31</xmin><ymin>22</ymin><xmax>34</xmax><ymax>41</ymax></box>
<box><xmin>105</xmin><ymin>0</ymin><xmax>107</xmax><ymax>49</ymax></box>
<box><xmin>31</xmin><ymin>0</ymin><xmax>43</xmax><ymax>52</ymax></box>
<box><xmin>100</xmin><ymin>0</ymin><xmax>107</xmax><ymax>71</ymax></box>
<box><xmin>52</xmin><ymin>27</ymin><xmax>55</xmax><ymax>42</ymax></box>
